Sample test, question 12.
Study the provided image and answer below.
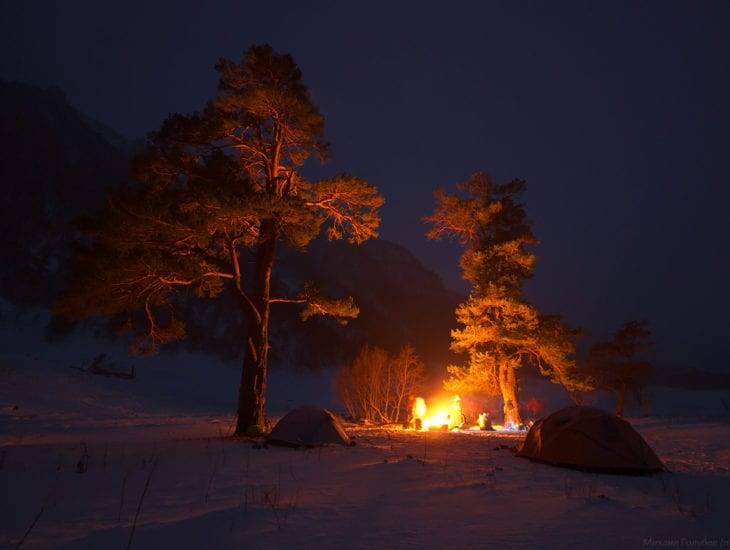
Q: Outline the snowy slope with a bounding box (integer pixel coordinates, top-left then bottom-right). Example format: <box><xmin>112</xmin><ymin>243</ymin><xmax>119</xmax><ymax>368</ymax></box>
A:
<box><xmin>2</xmin><ymin>311</ymin><xmax>730</xmax><ymax>548</ymax></box>
<box><xmin>0</xmin><ymin>304</ymin><xmax>339</xmax><ymax>447</ymax></box>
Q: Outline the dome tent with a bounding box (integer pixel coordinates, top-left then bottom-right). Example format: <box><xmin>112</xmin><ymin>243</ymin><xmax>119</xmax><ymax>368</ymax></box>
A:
<box><xmin>517</xmin><ymin>406</ymin><xmax>664</xmax><ymax>475</ymax></box>
<box><xmin>267</xmin><ymin>406</ymin><xmax>351</xmax><ymax>447</ymax></box>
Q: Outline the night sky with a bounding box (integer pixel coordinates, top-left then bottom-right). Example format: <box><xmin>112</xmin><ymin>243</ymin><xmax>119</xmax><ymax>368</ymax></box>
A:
<box><xmin>2</xmin><ymin>1</ymin><xmax>729</xmax><ymax>370</ymax></box>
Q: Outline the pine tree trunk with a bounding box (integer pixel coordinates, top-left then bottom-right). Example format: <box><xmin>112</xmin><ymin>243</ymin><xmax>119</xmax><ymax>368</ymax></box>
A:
<box><xmin>236</xmin><ymin>321</ymin><xmax>269</xmax><ymax>434</ymax></box>
<box><xmin>614</xmin><ymin>382</ymin><xmax>627</xmax><ymax>417</ymax></box>
<box><xmin>498</xmin><ymin>358</ymin><xmax>523</xmax><ymax>426</ymax></box>
<box><xmin>235</xmin><ymin>220</ymin><xmax>277</xmax><ymax>435</ymax></box>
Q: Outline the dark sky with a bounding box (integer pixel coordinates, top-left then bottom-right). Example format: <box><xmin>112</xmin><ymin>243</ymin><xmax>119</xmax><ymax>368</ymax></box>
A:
<box><xmin>2</xmin><ymin>1</ymin><xmax>729</xmax><ymax>370</ymax></box>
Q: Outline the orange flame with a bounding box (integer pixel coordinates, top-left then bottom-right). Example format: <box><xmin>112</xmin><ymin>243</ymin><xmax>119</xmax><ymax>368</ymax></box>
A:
<box><xmin>412</xmin><ymin>395</ymin><xmax>463</xmax><ymax>431</ymax></box>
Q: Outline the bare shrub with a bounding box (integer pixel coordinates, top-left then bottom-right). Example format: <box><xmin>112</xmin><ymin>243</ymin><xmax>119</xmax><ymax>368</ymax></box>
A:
<box><xmin>337</xmin><ymin>344</ymin><xmax>425</xmax><ymax>424</ymax></box>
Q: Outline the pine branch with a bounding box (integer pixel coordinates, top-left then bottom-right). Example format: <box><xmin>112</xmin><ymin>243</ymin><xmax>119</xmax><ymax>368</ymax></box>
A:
<box><xmin>270</xmin><ymin>283</ymin><xmax>359</xmax><ymax>323</ymax></box>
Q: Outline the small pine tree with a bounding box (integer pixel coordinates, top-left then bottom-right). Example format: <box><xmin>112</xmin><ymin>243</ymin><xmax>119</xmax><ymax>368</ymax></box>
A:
<box><xmin>588</xmin><ymin>320</ymin><xmax>654</xmax><ymax>416</ymax></box>
<box><xmin>426</xmin><ymin>173</ymin><xmax>590</xmax><ymax>425</ymax></box>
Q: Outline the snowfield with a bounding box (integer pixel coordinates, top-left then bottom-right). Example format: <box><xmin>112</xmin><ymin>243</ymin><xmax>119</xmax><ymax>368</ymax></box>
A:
<box><xmin>1</xmin><ymin>314</ymin><xmax>729</xmax><ymax>548</ymax></box>
<box><xmin>2</xmin><ymin>417</ymin><xmax>729</xmax><ymax>549</ymax></box>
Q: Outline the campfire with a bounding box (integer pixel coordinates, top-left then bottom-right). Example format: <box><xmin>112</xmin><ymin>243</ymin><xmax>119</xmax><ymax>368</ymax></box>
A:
<box><xmin>412</xmin><ymin>395</ymin><xmax>464</xmax><ymax>431</ymax></box>
<box><xmin>410</xmin><ymin>395</ymin><xmax>528</xmax><ymax>432</ymax></box>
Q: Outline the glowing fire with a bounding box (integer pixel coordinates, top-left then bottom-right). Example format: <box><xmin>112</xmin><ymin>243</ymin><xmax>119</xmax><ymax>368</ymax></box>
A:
<box><xmin>411</xmin><ymin>395</ymin><xmax>529</xmax><ymax>432</ymax></box>
<box><xmin>412</xmin><ymin>395</ymin><xmax>463</xmax><ymax>431</ymax></box>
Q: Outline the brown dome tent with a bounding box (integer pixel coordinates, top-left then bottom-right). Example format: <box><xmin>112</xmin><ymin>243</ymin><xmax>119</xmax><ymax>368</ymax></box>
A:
<box><xmin>267</xmin><ymin>406</ymin><xmax>351</xmax><ymax>447</ymax></box>
<box><xmin>517</xmin><ymin>406</ymin><xmax>664</xmax><ymax>474</ymax></box>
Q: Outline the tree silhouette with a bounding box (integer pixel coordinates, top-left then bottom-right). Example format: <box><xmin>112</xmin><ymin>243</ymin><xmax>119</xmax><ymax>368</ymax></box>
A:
<box><xmin>426</xmin><ymin>173</ymin><xmax>589</xmax><ymax>425</ymax></box>
<box><xmin>56</xmin><ymin>45</ymin><xmax>383</xmax><ymax>434</ymax></box>
<box><xmin>588</xmin><ymin>320</ymin><xmax>654</xmax><ymax>416</ymax></box>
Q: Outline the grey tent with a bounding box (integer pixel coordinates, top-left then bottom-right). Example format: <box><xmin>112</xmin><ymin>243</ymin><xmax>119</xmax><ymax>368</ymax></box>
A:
<box><xmin>517</xmin><ymin>406</ymin><xmax>664</xmax><ymax>474</ymax></box>
<box><xmin>267</xmin><ymin>406</ymin><xmax>351</xmax><ymax>447</ymax></box>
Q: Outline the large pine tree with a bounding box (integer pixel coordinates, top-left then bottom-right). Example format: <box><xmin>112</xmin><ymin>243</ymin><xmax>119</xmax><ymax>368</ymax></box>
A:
<box><xmin>56</xmin><ymin>45</ymin><xmax>383</xmax><ymax>434</ymax></box>
<box><xmin>426</xmin><ymin>173</ymin><xmax>588</xmax><ymax>425</ymax></box>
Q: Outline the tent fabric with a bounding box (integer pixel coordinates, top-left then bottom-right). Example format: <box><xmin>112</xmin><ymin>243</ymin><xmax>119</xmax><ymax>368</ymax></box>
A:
<box><xmin>517</xmin><ymin>406</ymin><xmax>664</xmax><ymax>474</ymax></box>
<box><xmin>267</xmin><ymin>406</ymin><xmax>351</xmax><ymax>447</ymax></box>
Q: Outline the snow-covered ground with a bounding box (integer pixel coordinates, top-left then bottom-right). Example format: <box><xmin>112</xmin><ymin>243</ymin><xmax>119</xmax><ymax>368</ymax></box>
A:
<box><xmin>2</xmin><ymin>309</ymin><xmax>730</xmax><ymax>548</ymax></box>
<box><xmin>2</xmin><ymin>416</ymin><xmax>729</xmax><ymax>548</ymax></box>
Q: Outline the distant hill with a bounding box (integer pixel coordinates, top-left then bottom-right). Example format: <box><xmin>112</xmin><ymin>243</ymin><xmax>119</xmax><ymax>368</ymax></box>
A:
<box><xmin>0</xmin><ymin>81</ymin><xmax>462</xmax><ymax>371</ymax></box>
<box><xmin>273</xmin><ymin>237</ymin><xmax>463</xmax><ymax>370</ymax></box>
<box><xmin>0</xmin><ymin>80</ymin><xmax>132</xmax><ymax>305</ymax></box>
